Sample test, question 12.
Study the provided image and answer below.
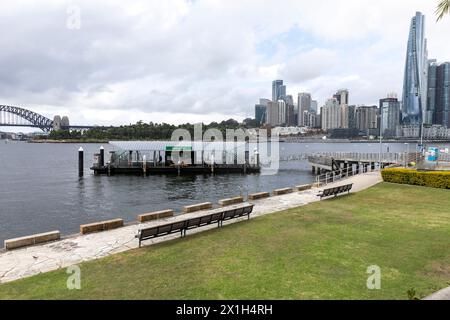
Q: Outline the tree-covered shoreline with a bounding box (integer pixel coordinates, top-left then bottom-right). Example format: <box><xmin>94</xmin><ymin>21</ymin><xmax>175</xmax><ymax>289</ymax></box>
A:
<box><xmin>35</xmin><ymin>118</ymin><xmax>258</xmax><ymax>141</ymax></box>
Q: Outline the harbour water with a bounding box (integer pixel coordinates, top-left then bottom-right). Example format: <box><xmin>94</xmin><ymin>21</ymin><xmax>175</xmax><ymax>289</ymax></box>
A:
<box><xmin>0</xmin><ymin>141</ymin><xmax>445</xmax><ymax>244</ymax></box>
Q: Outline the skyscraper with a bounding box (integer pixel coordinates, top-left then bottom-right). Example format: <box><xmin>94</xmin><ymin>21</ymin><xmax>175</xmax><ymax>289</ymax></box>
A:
<box><xmin>427</xmin><ymin>60</ymin><xmax>438</xmax><ymax>124</ymax></box>
<box><xmin>272</xmin><ymin>80</ymin><xmax>284</xmax><ymax>102</ymax></box>
<box><xmin>435</xmin><ymin>62</ymin><xmax>450</xmax><ymax>127</ymax></box>
<box><xmin>255</xmin><ymin>98</ymin><xmax>270</xmax><ymax>125</ymax></box>
<box><xmin>402</xmin><ymin>12</ymin><xmax>428</xmax><ymax>125</ymax></box>
<box><xmin>298</xmin><ymin>93</ymin><xmax>311</xmax><ymax>127</ymax></box>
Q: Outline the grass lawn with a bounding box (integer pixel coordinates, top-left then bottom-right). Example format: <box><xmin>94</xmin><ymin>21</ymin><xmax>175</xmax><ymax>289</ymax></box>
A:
<box><xmin>0</xmin><ymin>182</ymin><xmax>449</xmax><ymax>300</ymax></box>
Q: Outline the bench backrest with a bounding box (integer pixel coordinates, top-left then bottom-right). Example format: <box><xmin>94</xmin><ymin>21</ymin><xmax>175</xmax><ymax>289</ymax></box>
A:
<box><xmin>140</xmin><ymin>221</ymin><xmax>186</xmax><ymax>239</ymax></box>
<box><xmin>322</xmin><ymin>184</ymin><xmax>353</xmax><ymax>197</ymax></box>
<box><xmin>243</xmin><ymin>205</ymin><xmax>254</xmax><ymax>215</ymax></box>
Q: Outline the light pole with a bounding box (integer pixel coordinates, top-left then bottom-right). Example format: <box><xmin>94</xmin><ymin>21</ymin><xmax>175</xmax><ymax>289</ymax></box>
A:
<box><xmin>379</xmin><ymin>111</ymin><xmax>383</xmax><ymax>167</ymax></box>
<box><xmin>404</xmin><ymin>143</ymin><xmax>409</xmax><ymax>168</ymax></box>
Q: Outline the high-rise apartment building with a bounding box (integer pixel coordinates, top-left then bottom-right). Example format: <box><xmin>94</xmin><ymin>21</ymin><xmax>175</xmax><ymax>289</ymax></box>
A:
<box><xmin>303</xmin><ymin>111</ymin><xmax>317</xmax><ymax>128</ymax></box>
<box><xmin>356</xmin><ymin>106</ymin><xmax>378</xmax><ymax>131</ymax></box>
<box><xmin>379</xmin><ymin>94</ymin><xmax>401</xmax><ymax>137</ymax></box>
<box><xmin>347</xmin><ymin>105</ymin><xmax>357</xmax><ymax>129</ymax></box>
<box><xmin>402</xmin><ymin>12</ymin><xmax>428</xmax><ymax>125</ymax></box>
<box><xmin>278</xmin><ymin>100</ymin><xmax>286</xmax><ymax>125</ymax></box>
<box><xmin>284</xmin><ymin>95</ymin><xmax>296</xmax><ymax>126</ymax></box>
<box><xmin>321</xmin><ymin>98</ymin><xmax>341</xmax><ymax>131</ymax></box>
<box><xmin>286</xmin><ymin>104</ymin><xmax>296</xmax><ymax>127</ymax></box>
<box><xmin>340</xmin><ymin>104</ymin><xmax>350</xmax><ymax>129</ymax></box>
<box><xmin>333</xmin><ymin>89</ymin><xmax>349</xmax><ymax>106</ymax></box>
<box><xmin>266</xmin><ymin>101</ymin><xmax>279</xmax><ymax>127</ymax></box>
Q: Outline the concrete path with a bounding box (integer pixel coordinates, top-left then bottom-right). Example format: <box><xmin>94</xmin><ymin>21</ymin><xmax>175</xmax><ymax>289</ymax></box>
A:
<box><xmin>424</xmin><ymin>287</ymin><xmax>450</xmax><ymax>300</ymax></box>
<box><xmin>0</xmin><ymin>172</ymin><xmax>382</xmax><ymax>284</ymax></box>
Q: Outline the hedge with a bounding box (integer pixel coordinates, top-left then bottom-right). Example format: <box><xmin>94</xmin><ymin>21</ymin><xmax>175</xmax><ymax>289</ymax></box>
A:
<box><xmin>381</xmin><ymin>168</ymin><xmax>450</xmax><ymax>189</ymax></box>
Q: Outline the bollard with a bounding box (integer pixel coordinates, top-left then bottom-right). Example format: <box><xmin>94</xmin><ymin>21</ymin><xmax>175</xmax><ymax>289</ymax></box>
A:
<box><xmin>143</xmin><ymin>155</ymin><xmax>147</xmax><ymax>175</ymax></box>
<box><xmin>78</xmin><ymin>147</ymin><xmax>84</xmax><ymax>177</ymax></box>
<box><xmin>99</xmin><ymin>146</ymin><xmax>105</xmax><ymax>167</ymax></box>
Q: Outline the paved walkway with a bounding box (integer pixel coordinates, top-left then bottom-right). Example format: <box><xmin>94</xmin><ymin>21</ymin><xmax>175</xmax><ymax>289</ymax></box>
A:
<box><xmin>424</xmin><ymin>287</ymin><xmax>450</xmax><ymax>300</ymax></box>
<box><xmin>0</xmin><ymin>172</ymin><xmax>382</xmax><ymax>284</ymax></box>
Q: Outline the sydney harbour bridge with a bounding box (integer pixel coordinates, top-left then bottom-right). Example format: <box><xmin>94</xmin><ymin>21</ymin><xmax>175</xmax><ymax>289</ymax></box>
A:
<box><xmin>0</xmin><ymin>104</ymin><xmax>95</xmax><ymax>132</ymax></box>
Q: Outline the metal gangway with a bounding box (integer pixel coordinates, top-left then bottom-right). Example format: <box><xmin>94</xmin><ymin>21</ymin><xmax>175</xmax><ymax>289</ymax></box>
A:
<box><xmin>280</xmin><ymin>152</ymin><xmax>421</xmax><ymax>165</ymax></box>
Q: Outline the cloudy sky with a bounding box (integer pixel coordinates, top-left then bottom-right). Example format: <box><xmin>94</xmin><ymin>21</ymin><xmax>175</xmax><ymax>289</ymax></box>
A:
<box><xmin>1</xmin><ymin>0</ymin><xmax>450</xmax><ymax>129</ymax></box>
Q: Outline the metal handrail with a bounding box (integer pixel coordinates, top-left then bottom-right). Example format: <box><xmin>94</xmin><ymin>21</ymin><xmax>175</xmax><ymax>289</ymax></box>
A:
<box><xmin>280</xmin><ymin>152</ymin><xmax>420</xmax><ymax>164</ymax></box>
<box><xmin>314</xmin><ymin>165</ymin><xmax>380</xmax><ymax>186</ymax></box>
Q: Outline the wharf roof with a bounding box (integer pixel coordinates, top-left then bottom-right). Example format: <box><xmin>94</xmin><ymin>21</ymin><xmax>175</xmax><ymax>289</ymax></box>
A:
<box><xmin>109</xmin><ymin>140</ymin><xmax>251</xmax><ymax>152</ymax></box>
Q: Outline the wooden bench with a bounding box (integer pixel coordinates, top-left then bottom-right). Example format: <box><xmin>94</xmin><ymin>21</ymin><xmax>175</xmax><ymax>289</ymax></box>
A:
<box><xmin>135</xmin><ymin>204</ymin><xmax>254</xmax><ymax>247</ymax></box>
<box><xmin>317</xmin><ymin>184</ymin><xmax>353</xmax><ymax>200</ymax></box>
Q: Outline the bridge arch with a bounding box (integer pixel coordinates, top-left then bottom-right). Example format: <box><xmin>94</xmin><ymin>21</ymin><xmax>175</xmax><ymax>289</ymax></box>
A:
<box><xmin>0</xmin><ymin>105</ymin><xmax>53</xmax><ymax>132</ymax></box>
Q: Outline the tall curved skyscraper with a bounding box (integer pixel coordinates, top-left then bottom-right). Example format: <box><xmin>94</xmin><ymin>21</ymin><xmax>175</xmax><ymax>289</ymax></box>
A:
<box><xmin>402</xmin><ymin>12</ymin><xmax>428</xmax><ymax>125</ymax></box>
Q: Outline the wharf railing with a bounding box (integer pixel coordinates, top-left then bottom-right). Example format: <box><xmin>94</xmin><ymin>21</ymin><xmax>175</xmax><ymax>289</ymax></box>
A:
<box><xmin>313</xmin><ymin>163</ymin><xmax>402</xmax><ymax>187</ymax></box>
<box><xmin>280</xmin><ymin>152</ymin><xmax>422</xmax><ymax>165</ymax></box>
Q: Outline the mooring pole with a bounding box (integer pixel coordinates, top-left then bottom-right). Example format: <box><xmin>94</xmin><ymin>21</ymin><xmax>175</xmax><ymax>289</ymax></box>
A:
<box><xmin>99</xmin><ymin>146</ymin><xmax>105</xmax><ymax>167</ymax></box>
<box><xmin>78</xmin><ymin>147</ymin><xmax>84</xmax><ymax>177</ymax></box>
<box><xmin>143</xmin><ymin>155</ymin><xmax>147</xmax><ymax>176</ymax></box>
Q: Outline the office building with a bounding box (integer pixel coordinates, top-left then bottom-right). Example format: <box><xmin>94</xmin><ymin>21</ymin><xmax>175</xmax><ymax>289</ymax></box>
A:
<box><xmin>427</xmin><ymin>60</ymin><xmax>438</xmax><ymax>124</ymax></box>
<box><xmin>310</xmin><ymin>100</ymin><xmax>318</xmax><ymax>114</ymax></box>
<box><xmin>435</xmin><ymin>62</ymin><xmax>450</xmax><ymax>127</ymax></box>
<box><xmin>272</xmin><ymin>80</ymin><xmax>285</xmax><ymax>102</ymax></box>
<box><xmin>255</xmin><ymin>98</ymin><xmax>270</xmax><ymax>125</ymax></box>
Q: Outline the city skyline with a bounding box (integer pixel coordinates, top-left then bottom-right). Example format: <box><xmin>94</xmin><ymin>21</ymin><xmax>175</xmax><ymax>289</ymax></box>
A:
<box><xmin>1</xmin><ymin>1</ymin><xmax>450</xmax><ymax>131</ymax></box>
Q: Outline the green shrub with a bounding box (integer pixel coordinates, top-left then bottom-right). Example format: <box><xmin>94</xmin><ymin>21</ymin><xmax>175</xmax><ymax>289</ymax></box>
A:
<box><xmin>381</xmin><ymin>168</ymin><xmax>450</xmax><ymax>189</ymax></box>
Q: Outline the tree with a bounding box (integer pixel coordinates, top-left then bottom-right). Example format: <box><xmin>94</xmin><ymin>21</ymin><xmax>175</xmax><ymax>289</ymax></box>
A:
<box><xmin>437</xmin><ymin>0</ymin><xmax>450</xmax><ymax>21</ymax></box>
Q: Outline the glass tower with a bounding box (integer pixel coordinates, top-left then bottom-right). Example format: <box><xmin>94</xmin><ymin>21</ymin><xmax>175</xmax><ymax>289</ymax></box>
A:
<box><xmin>272</xmin><ymin>80</ymin><xmax>284</xmax><ymax>102</ymax></box>
<box><xmin>402</xmin><ymin>12</ymin><xmax>428</xmax><ymax>125</ymax></box>
<box><xmin>435</xmin><ymin>62</ymin><xmax>450</xmax><ymax>127</ymax></box>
